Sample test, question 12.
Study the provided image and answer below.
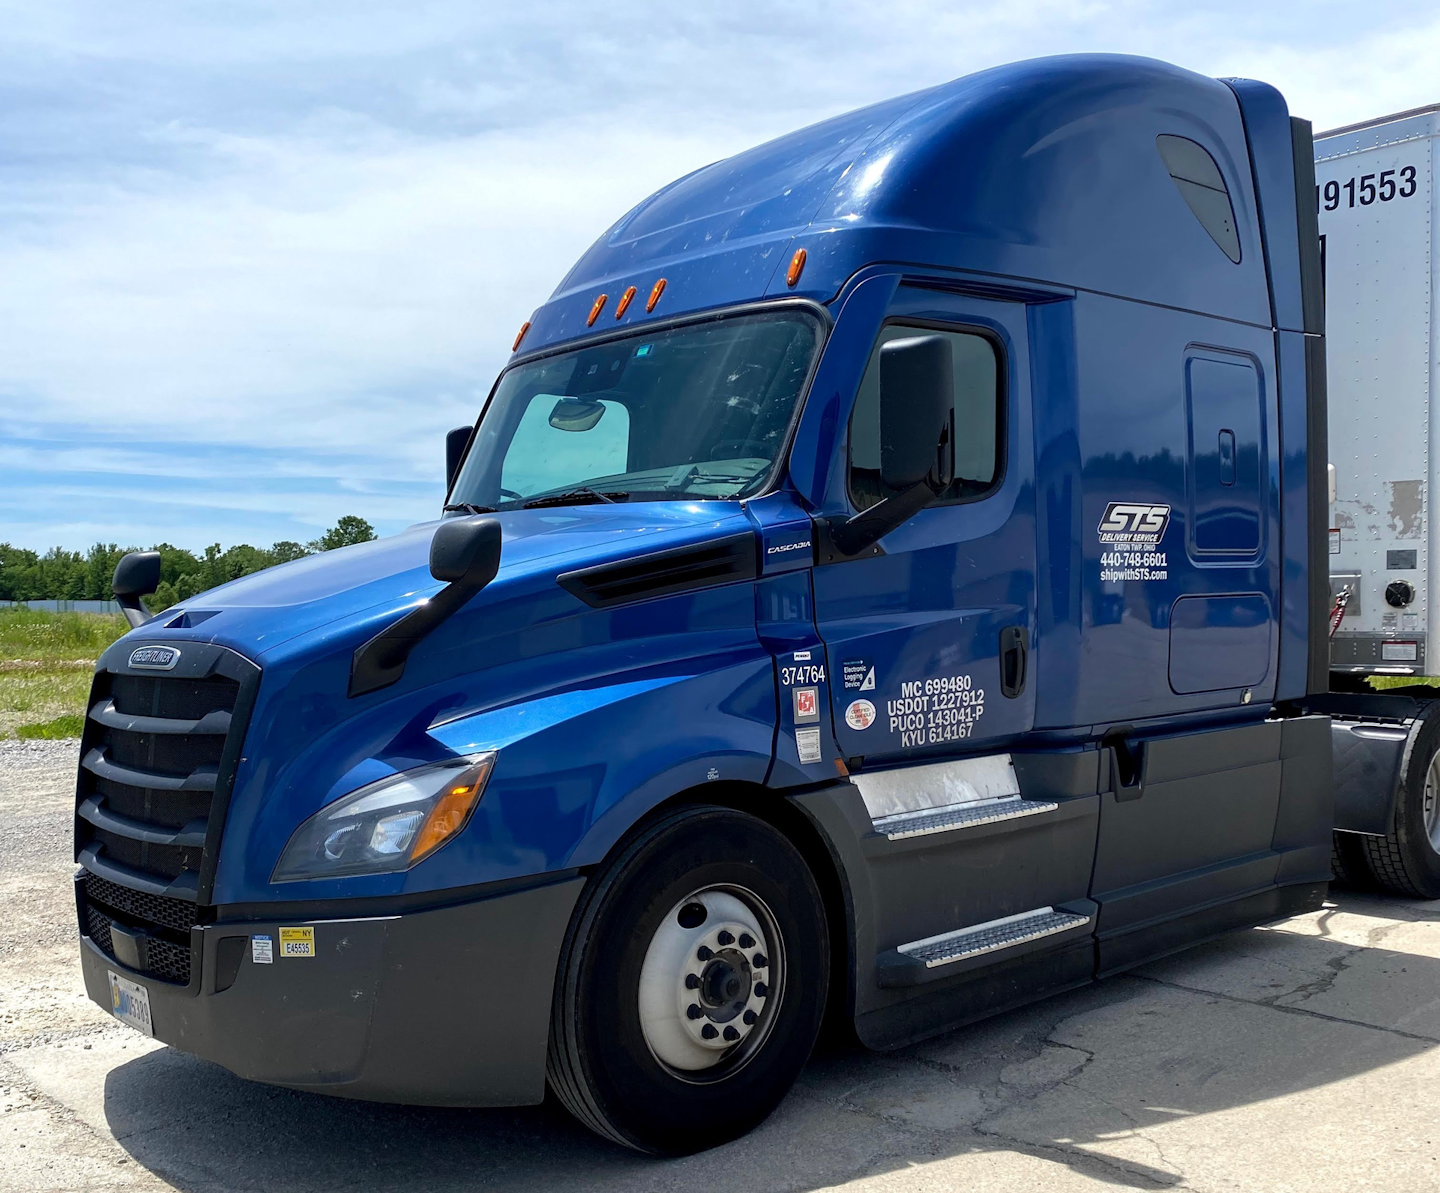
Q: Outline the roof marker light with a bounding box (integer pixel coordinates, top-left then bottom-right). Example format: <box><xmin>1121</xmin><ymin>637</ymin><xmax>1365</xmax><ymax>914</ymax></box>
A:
<box><xmin>645</xmin><ymin>277</ymin><xmax>667</xmax><ymax>313</ymax></box>
<box><xmin>786</xmin><ymin>249</ymin><xmax>807</xmax><ymax>288</ymax></box>
<box><xmin>587</xmin><ymin>294</ymin><xmax>608</xmax><ymax>326</ymax></box>
<box><xmin>614</xmin><ymin>285</ymin><xmax>637</xmax><ymax>319</ymax></box>
<box><xmin>512</xmin><ymin>321</ymin><xmax>531</xmax><ymax>352</ymax></box>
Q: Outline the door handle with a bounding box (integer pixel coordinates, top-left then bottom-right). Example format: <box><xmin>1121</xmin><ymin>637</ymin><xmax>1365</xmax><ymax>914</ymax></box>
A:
<box><xmin>999</xmin><ymin>626</ymin><xmax>1028</xmax><ymax>698</ymax></box>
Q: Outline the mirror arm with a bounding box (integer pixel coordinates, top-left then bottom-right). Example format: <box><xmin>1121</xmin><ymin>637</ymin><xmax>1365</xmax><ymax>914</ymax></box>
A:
<box><xmin>827</xmin><ymin>476</ymin><xmax>944</xmax><ymax>559</ymax></box>
<box><xmin>349</xmin><ymin>578</ymin><xmax>484</xmax><ymax>698</ymax></box>
<box><xmin>117</xmin><ymin>596</ymin><xmax>154</xmax><ymax>630</ymax></box>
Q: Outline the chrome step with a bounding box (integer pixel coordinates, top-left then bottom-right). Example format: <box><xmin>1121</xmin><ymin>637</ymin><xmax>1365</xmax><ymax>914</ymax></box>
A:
<box><xmin>872</xmin><ymin>795</ymin><xmax>1057</xmax><ymax>840</ymax></box>
<box><xmin>898</xmin><ymin>907</ymin><xmax>1091</xmax><ymax>969</ymax></box>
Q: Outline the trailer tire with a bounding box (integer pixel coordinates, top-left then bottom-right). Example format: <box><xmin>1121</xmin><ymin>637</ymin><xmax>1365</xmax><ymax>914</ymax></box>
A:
<box><xmin>1360</xmin><ymin>710</ymin><xmax>1440</xmax><ymax>898</ymax></box>
<box><xmin>546</xmin><ymin>804</ymin><xmax>829</xmax><ymax>1155</ymax></box>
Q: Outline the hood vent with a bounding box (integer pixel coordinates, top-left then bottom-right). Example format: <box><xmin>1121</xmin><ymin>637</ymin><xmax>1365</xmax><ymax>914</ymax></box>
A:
<box><xmin>558</xmin><ymin>532</ymin><xmax>757</xmax><ymax>609</ymax></box>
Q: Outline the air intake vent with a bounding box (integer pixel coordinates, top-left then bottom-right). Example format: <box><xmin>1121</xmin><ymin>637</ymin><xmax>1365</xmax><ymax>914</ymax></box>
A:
<box><xmin>557</xmin><ymin>532</ymin><xmax>758</xmax><ymax>609</ymax></box>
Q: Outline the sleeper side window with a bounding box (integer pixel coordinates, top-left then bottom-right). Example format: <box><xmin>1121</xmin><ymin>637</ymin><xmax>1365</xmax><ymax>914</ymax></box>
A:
<box><xmin>1156</xmin><ymin>134</ymin><xmax>1241</xmax><ymax>264</ymax></box>
<box><xmin>847</xmin><ymin>323</ymin><xmax>1002</xmax><ymax>511</ymax></box>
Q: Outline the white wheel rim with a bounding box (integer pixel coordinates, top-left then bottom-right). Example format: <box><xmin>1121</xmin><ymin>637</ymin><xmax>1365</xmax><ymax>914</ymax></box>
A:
<box><xmin>1424</xmin><ymin>749</ymin><xmax>1440</xmax><ymax>853</ymax></box>
<box><xmin>637</xmin><ymin>885</ymin><xmax>782</xmax><ymax>1077</ymax></box>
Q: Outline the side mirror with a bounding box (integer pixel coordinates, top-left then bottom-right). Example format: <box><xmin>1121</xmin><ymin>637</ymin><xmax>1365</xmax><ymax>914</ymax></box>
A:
<box><xmin>829</xmin><ymin>335</ymin><xmax>954</xmax><ymax>557</ymax></box>
<box><xmin>112</xmin><ymin>551</ymin><xmax>162</xmax><ymax>628</ymax></box>
<box><xmin>879</xmin><ymin>335</ymin><xmax>955</xmax><ymax>491</ymax></box>
<box><xmin>445</xmin><ymin>426</ymin><xmax>472</xmax><ymax>494</ymax></box>
<box><xmin>349</xmin><ymin>517</ymin><xmax>503</xmax><ymax>697</ymax></box>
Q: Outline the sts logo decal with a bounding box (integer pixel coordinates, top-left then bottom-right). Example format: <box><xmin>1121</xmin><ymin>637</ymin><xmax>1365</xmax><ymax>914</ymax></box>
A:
<box><xmin>1097</xmin><ymin>502</ymin><xmax>1171</xmax><ymax>545</ymax></box>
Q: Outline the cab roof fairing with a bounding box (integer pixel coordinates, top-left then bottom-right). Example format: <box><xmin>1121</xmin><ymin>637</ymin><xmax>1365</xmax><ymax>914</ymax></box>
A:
<box><xmin>516</xmin><ymin>53</ymin><xmax>1274</xmax><ymax>358</ymax></box>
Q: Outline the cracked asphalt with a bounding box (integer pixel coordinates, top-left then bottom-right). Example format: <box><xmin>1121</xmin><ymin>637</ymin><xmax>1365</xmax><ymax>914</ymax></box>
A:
<box><xmin>4</xmin><ymin>738</ymin><xmax>1439</xmax><ymax>1191</ymax></box>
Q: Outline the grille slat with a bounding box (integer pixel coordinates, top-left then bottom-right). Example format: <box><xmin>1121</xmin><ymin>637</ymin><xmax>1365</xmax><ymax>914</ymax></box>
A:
<box><xmin>76</xmin><ymin>652</ymin><xmax>254</xmax><ymax>989</ymax></box>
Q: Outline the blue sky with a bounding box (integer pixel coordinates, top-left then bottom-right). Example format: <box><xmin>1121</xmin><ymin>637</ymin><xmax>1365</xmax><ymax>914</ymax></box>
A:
<box><xmin>2</xmin><ymin>2</ymin><xmax>1437</xmax><ymax>552</ymax></box>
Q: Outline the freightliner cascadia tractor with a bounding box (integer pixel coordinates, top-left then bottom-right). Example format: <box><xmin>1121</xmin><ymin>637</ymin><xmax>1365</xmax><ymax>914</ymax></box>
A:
<box><xmin>76</xmin><ymin>54</ymin><xmax>1418</xmax><ymax>1153</ymax></box>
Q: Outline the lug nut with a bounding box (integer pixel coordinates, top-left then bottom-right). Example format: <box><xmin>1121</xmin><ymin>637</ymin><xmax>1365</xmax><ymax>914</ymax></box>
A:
<box><xmin>723</xmin><ymin>1025</ymin><xmax>740</xmax><ymax>1041</ymax></box>
<box><xmin>701</xmin><ymin>1024</ymin><xmax>718</xmax><ymax>1040</ymax></box>
<box><xmin>754</xmin><ymin>981</ymin><xmax>768</xmax><ymax>998</ymax></box>
<box><xmin>717</xmin><ymin>930</ymin><xmax>734</xmax><ymax>945</ymax></box>
<box><xmin>752</xmin><ymin>953</ymin><xmax>768</xmax><ymax>969</ymax></box>
<box><xmin>685</xmin><ymin>973</ymin><xmax>700</xmax><ymax>989</ymax></box>
<box><xmin>686</xmin><ymin>1004</ymin><xmax>704</xmax><ymax>1020</ymax></box>
<box><xmin>743</xmin><ymin>1010</ymin><xmax>757</xmax><ymax>1025</ymax></box>
<box><xmin>738</xmin><ymin>933</ymin><xmax>755</xmax><ymax>949</ymax></box>
<box><xmin>696</xmin><ymin>945</ymin><xmax>713</xmax><ymax>962</ymax></box>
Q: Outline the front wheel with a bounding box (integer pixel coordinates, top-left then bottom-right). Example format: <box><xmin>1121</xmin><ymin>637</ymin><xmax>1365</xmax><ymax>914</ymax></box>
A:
<box><xmin>547</xmin><ymin>805</ymin><xmax>829</xmax><ymax>1154</ymax></box>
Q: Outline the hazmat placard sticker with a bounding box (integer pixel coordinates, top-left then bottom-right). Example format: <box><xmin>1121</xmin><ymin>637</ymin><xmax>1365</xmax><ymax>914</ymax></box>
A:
<box><xmin>251</xmin><ymin>935</ymin><xmax>274</xmax><ymax>964</ymax></box>
<box><xmin>278</xmin><ymin>927</ymin><xmax>314</xmax><ymax>958</ymax></box>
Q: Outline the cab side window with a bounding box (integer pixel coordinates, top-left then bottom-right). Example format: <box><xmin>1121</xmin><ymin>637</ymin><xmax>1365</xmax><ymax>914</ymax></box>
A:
<box><xmin>848</xmin><ymin>323</ymin><xmax>1002</xmax><ymax>510</ymax></box>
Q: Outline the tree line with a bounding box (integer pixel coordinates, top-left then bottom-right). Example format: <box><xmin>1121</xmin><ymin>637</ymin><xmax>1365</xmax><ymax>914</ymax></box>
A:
<box><xmin>0</xmin><ymin>516</ymin><xmax>377</xmax><ymax>613</ymax></box>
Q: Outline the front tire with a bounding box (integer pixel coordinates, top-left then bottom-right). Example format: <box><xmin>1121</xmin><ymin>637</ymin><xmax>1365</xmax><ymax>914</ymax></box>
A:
<box><xmin>1361</xmin><ymin>708</ymin><xmax>1440</xmax><ymax>897</ymax></box>
<box><xmin>547</xmin><ymin>805</ymin><xmax>829</xmax><ymax>1154</ymax></box>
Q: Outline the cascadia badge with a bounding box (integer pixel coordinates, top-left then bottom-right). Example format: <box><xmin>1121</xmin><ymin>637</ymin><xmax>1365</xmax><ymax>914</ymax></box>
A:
<box><xmin>129</xmin><ymin>645</ymin><xmax>181</xmax><ymax>670</ymax></box>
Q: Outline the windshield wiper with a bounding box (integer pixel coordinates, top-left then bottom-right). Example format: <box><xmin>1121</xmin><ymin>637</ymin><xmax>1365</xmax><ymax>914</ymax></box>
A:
<box><xmin>444</xmin><ymin>502</ymin><xmax>497</xmax><ymax>515</ymax></box>
<box><xmin>521</xmin><ymin>486</ymin><xmax>629</xmax><ymax>510</ymax></box>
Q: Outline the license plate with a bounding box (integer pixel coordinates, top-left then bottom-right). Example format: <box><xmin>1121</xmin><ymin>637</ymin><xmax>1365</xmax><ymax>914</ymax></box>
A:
<box><xmin>107</xmin><ymin>971</ymin><xmax>153</xmax><ymax>1036</ymax></box>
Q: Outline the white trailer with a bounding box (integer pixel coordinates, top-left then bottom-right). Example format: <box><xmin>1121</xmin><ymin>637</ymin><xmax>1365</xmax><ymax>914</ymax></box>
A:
<box><xmin>1317</xmin><ymin>104</ymin><xmax>1438</xmax><ymax>675</ymax></box>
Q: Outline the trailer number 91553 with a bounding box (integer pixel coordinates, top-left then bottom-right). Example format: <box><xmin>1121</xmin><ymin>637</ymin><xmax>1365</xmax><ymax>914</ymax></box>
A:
<box><xmin>1319</xmin><ymin>166</ymin><xmax>1418</xmax><ymax>211</ymax></box>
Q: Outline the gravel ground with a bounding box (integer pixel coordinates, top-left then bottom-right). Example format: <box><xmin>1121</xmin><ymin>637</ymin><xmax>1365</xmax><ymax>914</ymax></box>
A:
<box><xmin>3</xmin><ymin>740</ymin><xmax>1440</xmax><ymax>1192</ymax></box>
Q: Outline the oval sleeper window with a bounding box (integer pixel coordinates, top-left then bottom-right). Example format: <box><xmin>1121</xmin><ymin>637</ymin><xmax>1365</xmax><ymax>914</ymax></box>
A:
<box><xmin>1156</xmin><ymin>134</ymin><xmax>1241</xmax><ymax>264</ymax></box>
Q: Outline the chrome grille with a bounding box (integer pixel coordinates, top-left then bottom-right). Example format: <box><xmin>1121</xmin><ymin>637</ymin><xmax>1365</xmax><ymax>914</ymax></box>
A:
<box><xmin>75</xmin><ymin>642</ymin><xmax>258</xmax><ymax>988</ymax></box>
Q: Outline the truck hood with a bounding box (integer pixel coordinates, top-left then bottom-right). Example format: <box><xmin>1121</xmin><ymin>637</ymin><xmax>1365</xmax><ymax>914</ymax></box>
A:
<box><xmin>147</xmin><ymin>502</ymin><xmax>756</xmax><ymax>661</ymax></box>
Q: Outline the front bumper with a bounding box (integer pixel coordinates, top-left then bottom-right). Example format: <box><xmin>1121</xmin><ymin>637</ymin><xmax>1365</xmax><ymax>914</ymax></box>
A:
<box><xmin>78</xmin><ymin>876</ymin><xmax>585</xmax><ymax>1106</ymax></box>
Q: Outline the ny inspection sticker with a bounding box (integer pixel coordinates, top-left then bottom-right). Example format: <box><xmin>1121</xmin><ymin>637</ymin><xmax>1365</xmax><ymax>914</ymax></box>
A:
<box><xmin>278</xmin><ymin>926</ymin><xmax>315</xmax><ymax>958</ymax></box>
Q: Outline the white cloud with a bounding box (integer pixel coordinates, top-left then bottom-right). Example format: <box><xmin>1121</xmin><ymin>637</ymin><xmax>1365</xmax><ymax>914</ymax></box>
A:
<box><xmin>1</xmin><ymin>1</ymin><xmax>1437</xmax><ymax>549</ymax></box>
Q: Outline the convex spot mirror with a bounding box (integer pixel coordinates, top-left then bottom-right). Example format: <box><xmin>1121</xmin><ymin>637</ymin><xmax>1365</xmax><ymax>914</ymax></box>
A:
<box><xmin>548</xmin><ymin>397</ymin><xmax>607</xmax><ymax>433</ymax></box>
<box><xmin>429</xmin><ymin>516</ymin><xmax>503</xmax><ymax>586</ymax></box>
<box><xmin>879</xmin><ymin>334</ymin><xmax>955</xmax><ymax>492</ymax></box>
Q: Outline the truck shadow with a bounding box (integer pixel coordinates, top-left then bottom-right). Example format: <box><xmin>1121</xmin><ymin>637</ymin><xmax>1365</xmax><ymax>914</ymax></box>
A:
<box><xmin>103</xmin><ymin>891</ymin><xmax>1440</xmax><ymax>1192</ymax></box>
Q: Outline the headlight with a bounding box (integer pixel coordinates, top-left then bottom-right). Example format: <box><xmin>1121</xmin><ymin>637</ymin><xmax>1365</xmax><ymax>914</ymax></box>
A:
<box><xmin>272</xmin><ymin>753</ymin><xmax>495</xmax><ymax>882</ymax></box>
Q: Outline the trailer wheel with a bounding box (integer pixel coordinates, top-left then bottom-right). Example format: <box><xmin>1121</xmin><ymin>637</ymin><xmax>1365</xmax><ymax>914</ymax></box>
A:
<box><xmin>1361</xmin><ymin>710</ymin><xmax>1440</xmax><ymax>898</ymax></box>
<box><xmin>547</xmin><ymin>804</ymin><xmax>828</xmax><ymax>1154</ymax></box>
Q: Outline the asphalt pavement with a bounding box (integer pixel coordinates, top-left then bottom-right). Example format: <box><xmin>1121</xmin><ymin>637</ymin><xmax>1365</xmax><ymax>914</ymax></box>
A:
<box><xmin>3</xmin><ymin>737</ymin><xmax>1438</xmax><ymax>1192</ymax></box>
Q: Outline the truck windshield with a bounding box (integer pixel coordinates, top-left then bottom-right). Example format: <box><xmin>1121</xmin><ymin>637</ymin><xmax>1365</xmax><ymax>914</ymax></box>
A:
<box><xmin>449</xmin><ymin>308</ymin><xmax>823</xmax><ymax>509</ymax></box>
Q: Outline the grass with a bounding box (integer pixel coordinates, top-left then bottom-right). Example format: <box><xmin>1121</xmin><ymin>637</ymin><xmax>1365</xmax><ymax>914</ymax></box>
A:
<box><xmin>0</xmin><ymin>608</ymin><xmax>129</xmax><ymax>739</ymax></box>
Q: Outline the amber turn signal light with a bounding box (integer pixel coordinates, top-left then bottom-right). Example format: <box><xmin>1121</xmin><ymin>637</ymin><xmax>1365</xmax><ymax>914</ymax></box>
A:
<box><xmin>645</xmin><ymin>277</ymin><xmax>667</xmax><ymax>313</ymax></box>
<box><xmin>786</xmin><ymin>248</ymin><xmax>807</xmax><ymax>288</ymax></box>
<box><xmin>512</xmin><ymin>321</ymin><xmax>530</xmax><ymax>352</ymax></box>
<box><xmin>587</xmin><ymin>294</ymin><xmax>608</xmax><ymax>326</ymax></box>
<box><xmin>411</xmin><ymin>755</ymin><xmax>494</xmax><ymax>864</ymax></box>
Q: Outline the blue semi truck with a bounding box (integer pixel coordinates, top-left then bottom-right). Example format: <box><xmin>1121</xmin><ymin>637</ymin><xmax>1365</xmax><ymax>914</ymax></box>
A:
<box><xmin>76</xmin><ymin>53</ymin><xmax>1413</xmax><ymax>1154</ymax></box>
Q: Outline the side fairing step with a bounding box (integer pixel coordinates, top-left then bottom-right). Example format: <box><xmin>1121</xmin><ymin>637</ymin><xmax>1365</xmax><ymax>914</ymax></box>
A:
<box><xmin>872</xmin><ymin>795</ymin><xmax>1058</xmax><ymax>840</ymax></box>
<box><xmin>877</xmin><ymin>907</ymin><xmax>1092</xmax><ymax>987</ymax></box>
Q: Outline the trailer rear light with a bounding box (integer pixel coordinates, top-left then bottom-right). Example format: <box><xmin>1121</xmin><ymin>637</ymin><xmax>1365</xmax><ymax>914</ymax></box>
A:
<box><xmin>512</xmin><ymin>321</ymin><xmax>530</xmax><ymax>352</ymax></box>
<box><xmin>786</xmin><ymin>248</ymin><xmax>806</xmax><ymax>288</ymax></box>
<box><xmin>645</xmin><ymin>277</ymin><xmax>667</xmax><ymax>313</ymax></box>
<box><xmin>587</xmin><ymin>294</ymin><xmax>608</xmax><ymax>326</ymax></box>
<box><xmin>614</xmin><ymin>285</ymin><xmax>637</xmax><ymax>319</ymax></box>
